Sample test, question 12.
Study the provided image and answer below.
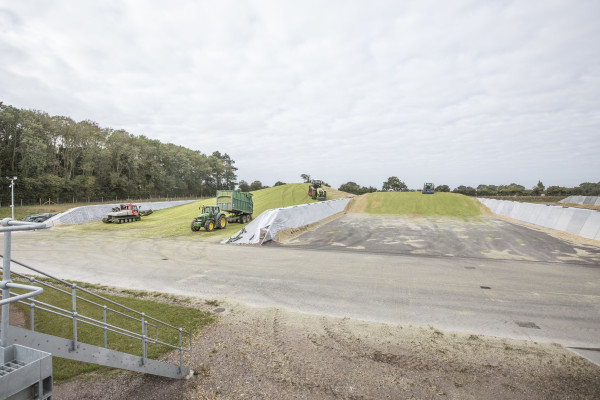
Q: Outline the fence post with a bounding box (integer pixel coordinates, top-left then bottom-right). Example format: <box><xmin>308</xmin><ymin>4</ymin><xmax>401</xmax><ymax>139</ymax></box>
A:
<box><xmin>71</xmin><ymin>284</ymin><xmax>78</xmax><ymax>351</ymax></box>
<box><xmin>29</xmin><ymin>276</ymin><xmax>36</xmax><ymax>331</ymax></box>
<box><xmin>140</xmin><ymin>312</ymin><xmax>147</xmax><ymax>366</ymax></box>
<box><xmin>179</xmin><ymin>328</ymin><xmax>183</xmax><ymax>373</ymax></box>
<box><xmin>103</xmin><ymin>305</ymin><xmax>108</xmax><ymax>348</ymax></box>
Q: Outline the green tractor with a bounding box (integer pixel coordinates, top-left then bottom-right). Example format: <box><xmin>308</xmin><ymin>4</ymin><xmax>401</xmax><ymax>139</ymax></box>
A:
<box><xmin>308</xmin><ymin>180</ymin><xmax>327</xmax><ymax>201</ymax></box>
<box><xmin>190</xmin><ymin>205</ymin><xmax>228</xmax><ymax>232</ymax></box>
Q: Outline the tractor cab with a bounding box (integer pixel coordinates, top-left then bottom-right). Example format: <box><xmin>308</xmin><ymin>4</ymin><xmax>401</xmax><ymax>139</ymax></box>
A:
<box><xmin>422</xmin><ymin>183</ymin><xmax>435</xmax><ymax>194</ymax></box>
<box><xmin>121</xmin><ymin>204</ymin><xmax>139</xmax><ymax>213</ymax></box>
<box><xmin>200</xmin><ymin>205</ymin><xmax>220</xmax><ymax>218</ymax></box>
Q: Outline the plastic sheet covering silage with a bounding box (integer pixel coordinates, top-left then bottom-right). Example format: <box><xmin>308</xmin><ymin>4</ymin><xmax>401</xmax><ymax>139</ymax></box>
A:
<box><xmin>224</xmin><ymin>197</ymin><xmax>352</xmax><ymax>245</ymax></box>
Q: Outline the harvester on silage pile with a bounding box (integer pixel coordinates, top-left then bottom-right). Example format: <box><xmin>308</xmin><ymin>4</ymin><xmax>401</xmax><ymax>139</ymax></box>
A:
<box><xmin>308</xmin><ymin>179</ymin><xmax>327</xmax><ymax>201</ymax></box>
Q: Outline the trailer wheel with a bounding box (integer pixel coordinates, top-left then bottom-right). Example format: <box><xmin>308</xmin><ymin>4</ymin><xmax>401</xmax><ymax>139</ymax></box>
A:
<box><xmin>218</xmin><ymin>215</ymin><xmax>227</xmax><ymax>229</ymax></box>
<box><xmin>205</xmin><ymin>220</ymin><xmax>215</xmax><ymax>232</ymax></box>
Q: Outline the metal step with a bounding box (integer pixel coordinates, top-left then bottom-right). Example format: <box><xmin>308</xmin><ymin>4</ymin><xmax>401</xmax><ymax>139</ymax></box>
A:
<box><xmin>0</xmin><ymin>344</ymin><xmax>52</xmax><ymax>400</ymax></box>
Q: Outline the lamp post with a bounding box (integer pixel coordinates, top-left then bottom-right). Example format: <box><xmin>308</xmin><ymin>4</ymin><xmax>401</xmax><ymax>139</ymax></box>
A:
<box><xmin>7</xmin><ymin>176</ymin><xmax>17</xmax><ymax>220</ymax></box>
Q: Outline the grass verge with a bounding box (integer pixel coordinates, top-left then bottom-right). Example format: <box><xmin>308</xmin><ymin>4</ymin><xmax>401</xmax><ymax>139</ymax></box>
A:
<box><xmin>12</xmin><ymin>278</ymin><xmax>214</xmax><ymax>382</ymax></box>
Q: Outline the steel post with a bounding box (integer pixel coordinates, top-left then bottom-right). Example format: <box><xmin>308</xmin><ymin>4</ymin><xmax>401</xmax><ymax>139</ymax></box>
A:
<box><xmin>71</xmin><ymin>284</ymin><xmax>78</xmax><ymax>351</ymax></box>
<box><xmin>141</xmin><ymin>313</ymin><xmax>147</xmax><ymax>366</ymax></box>
<box><xmin>103</xmin><ymin>305</ymin><xmax>108</xmax><ymax>348</ymax></box>
<box><xmin>30</xmin><ymin>277</ymin><xmax>36</xmax><ymax>331</ymax></box>
<box><xmin>179</xmin><ymin>328</ymin><xmax>183</xmax><ymax>373</ymax></box>
<box><xmin>1</xmin><ymin>228</ymin><xmax>11</xmax><ymax>347</ymax></box>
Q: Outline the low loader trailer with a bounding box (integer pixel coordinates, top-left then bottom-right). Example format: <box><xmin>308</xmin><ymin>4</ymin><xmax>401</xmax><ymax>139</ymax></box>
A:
<box><xmin>191</xmin><ymin>190</ymin><xmax>253</xmax><ymax>232</ymax></box>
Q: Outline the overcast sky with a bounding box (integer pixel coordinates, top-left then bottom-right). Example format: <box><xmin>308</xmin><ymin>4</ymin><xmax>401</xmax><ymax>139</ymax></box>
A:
<box><xmin>1</xmin><ymin>1</ymin><xmax>599</xmax><ymax>190</ymax></box>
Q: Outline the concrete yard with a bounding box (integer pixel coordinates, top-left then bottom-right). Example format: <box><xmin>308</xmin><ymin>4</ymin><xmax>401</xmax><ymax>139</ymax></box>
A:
<box><xmin>8</xmin><ymin>214</ymin><xmax>600</xmax><ymax>351</ymax></box>
<box><xmin>5</xmin><ymin>211</ymin><xmax>600</xmax><ymax>398</ymax></box>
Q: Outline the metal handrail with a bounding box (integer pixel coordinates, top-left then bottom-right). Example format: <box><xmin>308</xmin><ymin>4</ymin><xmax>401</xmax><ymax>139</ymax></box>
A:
<box><xmin>0</xmin><ymin>281</ymin><xmax>43</xmax><ymax>305</ymax></box>
<box><xmin>4</xmin><ymin>256</ymin><xmax>183</xmax><ymax>333</ymax></box>
<box><xmin>1</xmin><ymin>234</ymin><xmax>193</xmax><ymax>373</ymax></box>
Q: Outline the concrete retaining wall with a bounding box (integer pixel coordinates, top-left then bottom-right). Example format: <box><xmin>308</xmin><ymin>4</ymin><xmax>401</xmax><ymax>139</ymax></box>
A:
<box><xmin>558</xmin><ymin>196</ymin><xmax>600</xmax><ymax>206</ymax></box>
<box><xmin>478</xmin><ymin>198</ymin><xmax>600</xmax><ymax>241</ymax></box>
<box><xmin>224</xmin><ymin>197</ymin><xmax>353</xmax><ymax>245</ymax></box>
<box><xmin>44</xmin><ymin>200</ymin><xmax>195</xmax><ymax>226</ymax></box>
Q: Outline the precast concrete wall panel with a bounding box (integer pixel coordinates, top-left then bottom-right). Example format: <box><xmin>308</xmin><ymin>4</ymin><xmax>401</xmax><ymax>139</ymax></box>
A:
<box><xmin>501</xmin><ymin>202</ymin><xmax>516</xmax><ymax>218</ymax></box>
<box><xmin>565</xmin><ymin>210</ymin><xmax>592</xmax><ymax>236</ymax></box>
<box><xmin>580</xmin><ymin>213</ymin><xmax>600</xmax><ymax>240</ymax></box>
<box><xmin>554</xmin><ymin>207</ymin><xmax>577</xmax><ymax>232</ymax></box>
<box><xmin>515</xmin><ymin>203</ymin><xmax>533</xmax><ymax>222</ymax></box>
<box><xmin>541</xmin><ymin>206</ymin><xmax>563</xmax><ymax>229</ymax></box>
<box><xmin>514</xmin><ymin>203</ymin><xmax>535</xmax><ymax>223</ymax></box>
<box><xmin>477</xmin><ymin>198</ymin><xmax>600</xmax><ymax>241</ymax></box>
<box><xmin>558</xmin><ymin>196</ymin><xmax>600</xmax><ymax>205</ymax></box>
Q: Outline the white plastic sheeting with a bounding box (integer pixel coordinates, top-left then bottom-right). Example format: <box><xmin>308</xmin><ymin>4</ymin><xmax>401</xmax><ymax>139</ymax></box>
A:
<box><xmin>224</xmin><ymin>197</ymin><xmax>353</xmax><ymax>245</ymax></box>
<box><xmin>43</xmin><ymin>200</ymin><xmax>195</xmax><ymax>226</ymax></box>
<box><xmin>478</xmin><ymin>198</ymin><xmax>600</xmax><ymax>241</ymax></box>
<box><xmin>558</xmin><ymin>196</ymin><xmax>600</xmax><ymax>206</ymax></box>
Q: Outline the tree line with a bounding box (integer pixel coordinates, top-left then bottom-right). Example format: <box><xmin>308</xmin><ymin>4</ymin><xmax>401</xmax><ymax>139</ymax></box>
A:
<box><xmin>0</xmin><ymin>103</ymin><xmax>237</xmax><ymax>205</ymax></box>
<box><xmin>336</xmin><ymin>177</ymin><xmax>600</xmax><ymax>197</ymax></box>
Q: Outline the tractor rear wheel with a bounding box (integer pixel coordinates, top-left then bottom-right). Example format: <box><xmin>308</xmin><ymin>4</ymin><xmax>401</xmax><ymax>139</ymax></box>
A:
<box><xmin>205</xmin><ymin>220</ymin><xmax>215</xmax><ymax>232</ymax></box>
<box><xmin>218</xmin><ymin>215</ymin><xmax>227</xmax><ymax>229</ymax></box>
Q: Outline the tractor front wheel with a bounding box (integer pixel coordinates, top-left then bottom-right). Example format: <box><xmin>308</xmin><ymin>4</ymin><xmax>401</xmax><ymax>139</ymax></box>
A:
<box><xmin>205</xmin><ymin>220</ymin><xmax>215</xmax><ymax>232</ymax></box>
<box><xmin>191</xmin><ymin>221</ymin><xmax>200</xmax><ymax>232</ymax></box>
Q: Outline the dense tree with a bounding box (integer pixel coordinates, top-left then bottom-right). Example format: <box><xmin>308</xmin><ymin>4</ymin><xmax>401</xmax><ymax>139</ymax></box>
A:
<box><xmin>382</xmin><ymin>176</ymin><xmax>407</xmax><ymax>192</ymax></box>
<box><xmin>273</xmin><ymin>181</ymin><xmax>286</xmax><ymax>186</ymax></box>
<box><xmin>300</xmin><ymin>174</ymin><xmax>311</xmax><ymax>183</ymax></box>
<box><xmin>436</xmin><ymin>184</ymin><xmax>450</xmax><ymax>192</ymax></box>
<box><xmin>476</xmin><ymin>185</ymin><xmax>498</xmax><ymax>196</ymax></box>
<box><xmin>237</xmin><ymin>180</ymin><xmax>250</xmax><ymax>192</ymax></box>
<box><xmin>531</xmin><ymin>181</ymin><xmax>545</xmax><ymax>196</ymax></box>
<box><xmin>578</xmin><ymin>182</ymin><xmax>600</xmax><ymax>196</ymax></box>
<box><xmin>453</xmin><ymin>186</ymin><xmax>477</xmax><ymax>196</ymax></box>
<box><xmin>338</xmin><ymin>181</ymin><xmax>377</xmax><ymax>195</ymax></box>
<box><xmin>0</xmin><ymin>103</ymin><xmax>237</xmax><ymax>205</ymax></box>
<box><xmin>498</xmin><ymin>183</ymin><xmax>526</xmax><ymax>196</ymax></box>
<box><xmin>249</xmin><ymin>181</ymin><xmax>266</xmax><ymax>191</ymax></box>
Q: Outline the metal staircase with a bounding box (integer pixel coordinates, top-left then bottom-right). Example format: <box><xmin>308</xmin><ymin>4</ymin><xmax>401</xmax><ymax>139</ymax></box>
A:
<box><xmin>1</xmin><ymin>218</ymin><xmax>194</xmax><ymax>399</ymax></box>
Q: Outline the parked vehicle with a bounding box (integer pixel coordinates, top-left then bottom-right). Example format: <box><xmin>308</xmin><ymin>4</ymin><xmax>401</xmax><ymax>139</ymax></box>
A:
<box><xmin>422</xmin><ymin>183</ymin><xmax>435</xmax><ymax>194</ymax></box>
<box><xmin>102</xmin><ymin>203</ymin><xmax>143</xmax><ymax>223</ymax></box>
<box><xmin>191</xmin><ymin>190</ymin><xmax>253</xmax><ymax>232</ymax></box>
<box><xmin>22</xmin><ymin>213</ymin><xmax>56</xmax><ymax>223</ymax></box>
<box><xmin>308</xmin><ymin>180</ymin><xmax>327</xmax><ymax>201</ymax></box>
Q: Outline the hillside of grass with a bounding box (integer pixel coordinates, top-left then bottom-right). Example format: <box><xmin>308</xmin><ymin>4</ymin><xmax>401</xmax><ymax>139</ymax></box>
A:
<box><xmin>62</xmin><ymin>183</ymin><xmax>350</xmax><ymax>239</ymax></box>
<box><xmin>356</xmin><ymin>192</ymin><xmax>482</xmax><ymax>217</ymax></box>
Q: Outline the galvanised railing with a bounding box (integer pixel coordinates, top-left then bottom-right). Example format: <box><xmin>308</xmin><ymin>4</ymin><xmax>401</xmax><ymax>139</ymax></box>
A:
<box><xmin>1</xmin><ymin>218</ymin><xmax>192</xmax><ymax>373</ymax></box>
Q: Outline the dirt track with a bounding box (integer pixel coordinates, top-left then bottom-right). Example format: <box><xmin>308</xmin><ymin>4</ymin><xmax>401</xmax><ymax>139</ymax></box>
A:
<box><xmin>54</xmin><ymin>301</ymin><xmax>600</xmax><ymax>399</ymax></box>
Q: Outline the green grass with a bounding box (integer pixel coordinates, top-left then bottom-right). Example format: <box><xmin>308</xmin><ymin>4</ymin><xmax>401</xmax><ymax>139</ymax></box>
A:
<box><xmin>361</xmin><ymin>192</ymin><xmax>482</xmax><ymax>217</ymax></box>
<box><xmin>63</xmin><ymin>183</ymin><xmax>348</xmax><ymax>239</ymax></box>
<box><xmin>13</xmin><ymin>279</ymin><xmax>214</xmax><ymax>382</ymax></box>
